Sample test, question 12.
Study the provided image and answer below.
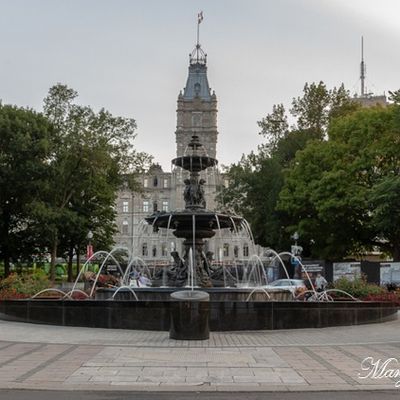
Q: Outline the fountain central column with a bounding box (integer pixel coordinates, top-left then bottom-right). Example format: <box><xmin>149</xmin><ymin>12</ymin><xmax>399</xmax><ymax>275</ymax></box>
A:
<box><xmin>175</xmin><ymin>172</ymin><xmax>214</xmax><ymax>288</ymax></box>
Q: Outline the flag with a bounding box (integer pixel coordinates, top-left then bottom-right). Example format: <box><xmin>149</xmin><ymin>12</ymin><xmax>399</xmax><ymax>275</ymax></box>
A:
<box><xmin>87</xmin><ymin>244</ymin><xmax>93</xmax><ymax>259</ymax></box>
<box><xmin>198</xmin><ymin>11</ymin><xmax>204</xmax><ymax>24</ymax></box>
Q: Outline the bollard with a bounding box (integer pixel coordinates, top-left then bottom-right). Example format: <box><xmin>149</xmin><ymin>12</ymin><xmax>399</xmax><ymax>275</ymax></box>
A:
<box><xmin>169</xmin><ymin>290</ymin><xmax>210</xmax><ymax>340</ymax></box>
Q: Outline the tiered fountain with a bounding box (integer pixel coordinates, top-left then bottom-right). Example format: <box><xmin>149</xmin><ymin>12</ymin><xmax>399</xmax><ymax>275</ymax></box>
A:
<box><xmin>145</xmin><ymin>135</ymin><xmax>242</xmax><ymax>289</ymax></box>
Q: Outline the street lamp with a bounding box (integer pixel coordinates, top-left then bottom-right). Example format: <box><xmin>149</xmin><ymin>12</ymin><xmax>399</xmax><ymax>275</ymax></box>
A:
<box><xmin>291</xmin><ymin>231</ymin><xmax>302</xmax><ymax>279</ymax></box>
<box><xmin>87</xmin><ymin>230</ymin><xmax>94</xmax><ymax>260</ymax></box>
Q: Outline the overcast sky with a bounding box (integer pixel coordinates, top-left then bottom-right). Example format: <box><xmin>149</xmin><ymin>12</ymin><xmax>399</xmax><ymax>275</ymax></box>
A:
<box><xmin>1</xmin><ymin>0</ymin><xmax>399</xmax><ymax>169</ymax></box>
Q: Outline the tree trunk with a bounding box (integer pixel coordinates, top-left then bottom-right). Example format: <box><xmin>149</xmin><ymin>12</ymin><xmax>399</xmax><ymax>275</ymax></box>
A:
<box><xmin>393</xmin><ymin>243</ymin><xmax>400</xmax><ymax>262</ymax></box>
<box><xmin>2</xmin><ymin>210</ymin><xmax>11</xmax><ymax>277</ymax></box>
<box><xmin>50</xmin><ymin>234</ymin><xmax>58</xmax><ymax>281</ymax></box>
<box><xmin>67</xmin><ymin>244</ymin><xmax>74</xmax><ymax>282</ymax></box>
<box><xmin>3</xmin><ymin>255</ymin><xmax>10</xmax><ymax>278</ymax></box>
<box><xmin>76</xmin><ymin>246</ymin><xmax>81</xmax><ymax>279</ymax></box>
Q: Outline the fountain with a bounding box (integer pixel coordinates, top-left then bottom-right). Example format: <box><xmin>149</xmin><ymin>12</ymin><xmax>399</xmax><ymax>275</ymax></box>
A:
<box><xmin>145</xmin><ymin>135</ymin><xmax>243</xmax><ymax>289</ymax></box>
<box><xmin>0</xmin><ymin>137</ymin><xmax>398</xmax><ymax>337</ymax></box>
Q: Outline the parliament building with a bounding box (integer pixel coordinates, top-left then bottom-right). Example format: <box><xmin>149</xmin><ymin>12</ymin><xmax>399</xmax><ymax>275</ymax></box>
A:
<box><xmin>113</xmin><ymin>41</ymin><xmax>254</xmax><ymax>265</ymax></box>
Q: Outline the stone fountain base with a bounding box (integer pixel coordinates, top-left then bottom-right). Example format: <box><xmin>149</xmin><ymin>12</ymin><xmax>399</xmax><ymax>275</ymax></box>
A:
<box><xmin>0</xmin><ymin>298</ymin><xmax>397</xmax><ymax>332</ymax></box>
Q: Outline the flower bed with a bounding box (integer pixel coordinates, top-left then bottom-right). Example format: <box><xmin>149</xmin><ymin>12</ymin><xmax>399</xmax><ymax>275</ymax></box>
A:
<box><xmin>0</xmin><ymin>271</ymin><xmax>51</xmax><ymax>300</ymax></box>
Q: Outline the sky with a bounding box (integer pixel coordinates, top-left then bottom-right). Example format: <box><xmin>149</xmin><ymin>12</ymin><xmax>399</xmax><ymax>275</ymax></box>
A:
<box><xmin>1</xmin><ymin>0</ymin><xmax>400</xmax><ymax>169</ymax></box>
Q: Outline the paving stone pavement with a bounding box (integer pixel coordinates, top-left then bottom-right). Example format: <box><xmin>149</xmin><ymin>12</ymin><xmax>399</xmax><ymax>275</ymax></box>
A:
<box><xmin>0</xmin><ymin>315</ymin><xmax>399</xmax><ymax>392</ymax></box>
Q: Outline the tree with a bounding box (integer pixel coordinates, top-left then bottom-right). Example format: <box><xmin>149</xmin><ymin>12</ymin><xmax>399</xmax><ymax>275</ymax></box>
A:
<box><xmin>257</xmin><ymin>103</ymin><xmax>288</xmax><ymax>153</ymax></box>
<box><xmin>218</xmin><ymin>82</ymin><xmax>356</xmax><ymax>252</ymax></box>
<box><xmin>291</xmin><ymin>82</ymin><xmax>358</xmax><ymax>139</ymax></box>
<box><xmin>279</xmin><ymin>104</ymin><xmax>400</xmax><ymax>260</ymax></box>
<box><xmin>36</xmin><ymin>83</ymin><xmax>150</xmax><ymax>280</ymax></box>
<box><xmin>0</xmin><ymin>104</ymin><xmax>52</xmax><ymax>276</ymax></box>
<box><xmin>369</xmin><ymin>176</ymin><xmax>400</xmax><ymax>260</ymax></box>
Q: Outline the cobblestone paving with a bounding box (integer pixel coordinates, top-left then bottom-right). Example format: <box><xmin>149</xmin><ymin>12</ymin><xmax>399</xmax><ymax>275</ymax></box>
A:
<box><xmin>0</xmin><ymin>316</ymin><xmax>399</xmax><ymax>392</ymax></box>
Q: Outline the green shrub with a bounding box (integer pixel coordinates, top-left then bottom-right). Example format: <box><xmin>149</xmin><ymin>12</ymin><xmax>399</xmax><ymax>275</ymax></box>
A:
<box><xmin>0</xmin><ymin>270</ymin><xmax>51</xmax><ymax>299</ymax></box>
<box><xmin>333</xmin><ymin>275</ymin><xmax>386</xmax><ymax>299</ymax></box>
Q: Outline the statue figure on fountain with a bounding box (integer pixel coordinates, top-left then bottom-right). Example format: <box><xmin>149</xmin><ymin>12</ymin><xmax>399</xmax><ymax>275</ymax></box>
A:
<box><xmin>171</xmin><ymin>250</ymin><xmax>187</xmax><ymax>286</ymax></box>
<box><xmin>183</xmin><ymin>177</ymin><xmax>206</xmax><ymax>209</ymax></box>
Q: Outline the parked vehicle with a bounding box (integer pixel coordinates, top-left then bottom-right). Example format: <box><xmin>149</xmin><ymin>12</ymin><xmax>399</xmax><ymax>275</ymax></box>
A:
<box><xmin>262</xmin><ymin>279</ymin><xmax>306</xmax><ymax>293</ymax></box>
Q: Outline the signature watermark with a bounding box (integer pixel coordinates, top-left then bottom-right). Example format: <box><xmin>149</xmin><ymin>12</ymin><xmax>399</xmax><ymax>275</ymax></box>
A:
<box><xmin>359</xmin><ymin>357</ymin><xmax>400</xmax><ymax>387</ymax></box>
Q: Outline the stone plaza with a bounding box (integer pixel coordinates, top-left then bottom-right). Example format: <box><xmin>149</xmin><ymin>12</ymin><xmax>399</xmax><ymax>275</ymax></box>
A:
<box><xmin>0</xmin><ymin>314</ymin><xmax>399</xmax><ymax>393</ymax></box>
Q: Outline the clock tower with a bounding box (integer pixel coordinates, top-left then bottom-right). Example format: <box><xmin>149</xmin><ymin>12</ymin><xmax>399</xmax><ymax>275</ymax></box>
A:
<box><xmin>173</xmin><ymin>40</ymin><xmax>219</xmax><ymax>211</ymax></box>
<box><xmin>175</xmin><ymin>43</ymin><xmax>218</xmax><ymax>159</ymax></box>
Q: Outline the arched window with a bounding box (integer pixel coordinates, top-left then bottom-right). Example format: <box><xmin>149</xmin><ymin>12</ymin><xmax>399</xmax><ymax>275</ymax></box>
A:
<box><xmin>142</xmin><ymin>243</ymin><xmax>148</xmax><ymax>257</ymax></box>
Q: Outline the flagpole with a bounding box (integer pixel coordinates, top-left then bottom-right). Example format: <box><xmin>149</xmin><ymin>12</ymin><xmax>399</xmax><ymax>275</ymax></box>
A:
<box><xmin>196</xmin><ymin>19</ymin><xmax>200</xmax><ymax>62</ymax></box>
<box><xmin>197</xmin><ymin>19</ymin><xmax>200</xmax><ymax>47</ymax></box>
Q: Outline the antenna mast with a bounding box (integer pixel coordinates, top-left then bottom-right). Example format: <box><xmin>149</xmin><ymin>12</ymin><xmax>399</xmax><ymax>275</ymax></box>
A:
<box><xmin>360</xmin><ymin>36</ymin><xmax>366</xmax><ymax>97</ymax></box>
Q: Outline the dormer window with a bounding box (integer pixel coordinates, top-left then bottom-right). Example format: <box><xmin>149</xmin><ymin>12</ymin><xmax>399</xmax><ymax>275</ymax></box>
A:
<box><xmin>194</xmin><ymin>82</ymin><xmax>201</xmax><ymax>95</ymax></box>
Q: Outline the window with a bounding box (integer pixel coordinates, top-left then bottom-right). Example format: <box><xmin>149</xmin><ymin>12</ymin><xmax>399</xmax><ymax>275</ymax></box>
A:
<box><xmin>243</xmin><ymin>244</ymin><xmax>249</xmax><ymax>257</ymax></box>
<box><xmin>192</xmin><ymin>112</ymin><xmax>202</xmax><ymax>126</ymax></box>
<box><xmin>143</xmin><ymin>178</ymin><xmax>148</xmax><ymax>188</ymax></box>
<box><xmin>162</xmin><ymin>201</ymin><xmax>168</xmax><ymax>212</ymax></box>
<box><xmin>122</xmin><ymin>220</ymin><xmax>128</xmax><ymax>235</ymax></box>
<box><xmin>152</xmin><ymin>246</ymin><xmax>157</xmax><ymax>257</ymax></box>
<box><xmin>153</xmin><ymin>201</ymin><xmax>158</xmax><ymax>212</ymax></box>
<box><xmin>234</xmin><ymin>245</ymin><xmax>239</xmax><ymax>258</ymax></box>
<box><xmin>163</xmin><ymin>178</ymin><xmax>168</xmax><ymax>188</ymax></box>
<box><xmin>224</xmin><ymin>179</ymin><xmax>229</xmax><ymax>188</ymax></box>
<box><xmin>143</xmin><ymin>201</ymin><xmax>149</xmax><ymax>212</ymax></box>
<box><xmin>142</xmin><ymin>243</ymin><xmax>148</xmax><ymax>257</ymax></box>
<box><xmin>153</xmin><ymin>177</ymin><xmax>158</xmax><ymax>187</ymax></box>
<box><xmin>122</xmin><ymin>201</ymin><xmax>129</xmax><ymax>213</ymax></box>
<box><xmin>223</xmin><ymin>243</ymin><xmax>229</xmax><ymax>257</ymax></box>
<box><xmin>194</xmin><ymin>83</ymin><xmax>201</xmax><ymax>96</ymax></box>
<box><xmin>161</xmin><ymin>243</ymin><xmax>168</xmax><ymax>257</ymax></box>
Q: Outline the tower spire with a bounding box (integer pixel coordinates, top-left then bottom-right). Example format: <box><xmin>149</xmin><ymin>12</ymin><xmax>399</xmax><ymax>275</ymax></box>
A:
<box><xmin>360</xmin><ymin>36</ymin><xmax>366</xmax><ymax>97</ymax></box>
<box><xmin>190</xmin><ymin>12</ymin><xmax>206</xmax><ymax>65</ymax></box>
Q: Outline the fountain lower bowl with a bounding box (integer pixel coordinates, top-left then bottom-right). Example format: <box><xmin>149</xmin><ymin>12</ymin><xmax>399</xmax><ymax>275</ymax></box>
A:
<box><xmin>0</xmin><ymin>292</ymin><xmax>397</xmax><ymax>332</ymax></box>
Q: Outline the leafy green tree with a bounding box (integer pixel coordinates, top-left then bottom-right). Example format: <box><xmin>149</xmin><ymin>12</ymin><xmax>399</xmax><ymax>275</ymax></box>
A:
<box><xmin>369</xmin><ymin>176</ymin><xmax>400</xmax><ymax>260</ymax></box>
<box><xmin>279</xmin><ymin>104</ymin><xmax>400</xmax><ymax>260</ymax></box>
<box><xmin>291</xmin><ymin>82</ymin><xmax>358</xmax><ymax>138</ymax></box>
<box><xmin>218</xmin><ymin>82</ymin><xmax>356</xmax><ymax>252</ymax></box>
<box><xmin>36</xmin><ymin>83</ymin><xmax>150</xmax><ymax>280</ymax></box>
<box><xmin>0</xmin><ymin>104</ymin><xmax>52</xmax><ymax>276</ymax></box>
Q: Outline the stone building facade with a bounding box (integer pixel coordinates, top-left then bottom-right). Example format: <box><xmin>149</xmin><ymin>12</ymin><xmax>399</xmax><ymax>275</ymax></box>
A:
<box><xmin>114</xmin><ymin>43</ymin><xmax>252</xmax><ymax>264</ymax></box>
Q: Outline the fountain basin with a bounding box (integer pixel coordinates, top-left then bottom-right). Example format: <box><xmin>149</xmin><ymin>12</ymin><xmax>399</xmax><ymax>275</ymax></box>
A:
<box><xmin>95</xmin><ymin>287</ymin><xmax>293</xmax><ymax>301</ymax></box>
<box><xmin>145</xmin><ymin>210</ymin><xmax>243</xmax><ymax>233</ymax></box>
<box><xmin>0</xmin><ymin>299</ymin><xmax>397</xmax><ymax>331</ymax></box>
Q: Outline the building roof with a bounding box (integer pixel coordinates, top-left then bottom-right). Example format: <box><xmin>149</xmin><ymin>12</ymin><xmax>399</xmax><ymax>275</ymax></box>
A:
<box><xmin>183</xmin><ymin>44</ymin><xmax>211</xmax><ymax>101</ymax></box>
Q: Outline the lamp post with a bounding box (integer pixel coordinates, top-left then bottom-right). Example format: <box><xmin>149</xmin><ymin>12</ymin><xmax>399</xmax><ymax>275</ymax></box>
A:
<box><xmin>87</xmin><ymin>230</ymin><xmax>94</xmax><ymax>260</ymax></box>
<box><xmin>291</xmin><ymin>231</ymin><xmax>302</xmax><ymax>279</ymax></box>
